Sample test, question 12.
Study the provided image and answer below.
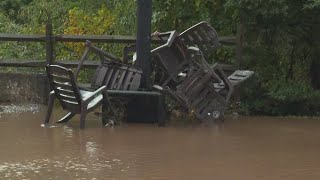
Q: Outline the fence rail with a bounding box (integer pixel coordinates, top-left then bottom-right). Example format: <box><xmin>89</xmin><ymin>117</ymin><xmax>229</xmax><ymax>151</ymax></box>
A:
<box><xmin>0</xmin><ymin>60</ymin><xmax>99</xmax><ymax>68</ymax></box>
<box><xmin>0</xmin><ymin>22</ymin><xmax>236</xmax><ymax>68</ymax></box>
<box><xmin>0</xmin><ymin>33</ymin><xmax>146</xmax><ymax>43</ymax></box>
<box><xmin>0</xmin><ymin>33</ymin><xmax>235</xmax><ymax>44</ymax></box>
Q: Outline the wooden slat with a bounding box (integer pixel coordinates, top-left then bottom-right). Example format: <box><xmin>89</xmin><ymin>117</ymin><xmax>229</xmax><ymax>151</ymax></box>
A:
<box><xmin>49</xmin><ymin>66</ymin><xmax>72</xmax><ymax>77</ymax></box>
<box><xmin>197</xmin><ymin>29</ymin><xmax>213</xmax><ymax>51</ymax></box>
<box><xmin>190</xmin><ymin>88</ymin><xmax>209</xmax><ymax>107</ymax></box>
<box><xmin>95</xmin><ymin>66</ymin><xmax>109</xmax><ymax>87</ymax></box>
<box><xmin>0</xmin><ymin>60</ymin><xmax>46</xmax><ymax>67</ymax></box>
<box><xmin>0</xmin><ymin>32</ymin><xmax>234</xmax><ymax>44</ymax></box>
<box><xmin>53</xmin><ymin>81</ymin><xmax>73</xmax><ymax>91</ymax></box>
<box><xmin>55</xmin><ymin>60</ymin><xmax>99</xmax><ymax>69</ymax></box>
<box><xmin>104</xmin><ymin>67</ymin><xmax>115</xmax><ymax>88</ymax></box>
<box><xmin>56</xmin><ymin>88</ymin><xmax>75</xmax><ymax>97</ymax></box>
<box><xmin>0</xmin><ymin>60</ymin><xmax>99</xmax><ymax>68</ymax></box>
<box><xmin>123</xmin><ymin>71</ymin><xmax>134</xmax><ymax>90</ymax></box>
<box><xmin>180</xmin><ymin>34</ymin><xmax>194</xmax><ymax>47</ymax></box>
<box><xmin>187</xmin><ymin>73</ymin><xmax>212</xmax><ymax>96</ymax></box>
<box><xmin>115</xmin><ymin>67</ymin><xmax>128</xmax><ymax>90</ymax></box>
<box><xmin>110</xmin><ymin>68</ymin><xmax>121</xmax><ymax>89</ymax></box>
<box><xmin>55</xmin><ymin>35</ymin><xmax>162</xmax><ymax>44</ymax></box>
<box><xmin>178</xmin><ymin>67</ymin><xmax>205</xmax><ymax>91</ymax></box>
<box><xmin>60</xmin><ymin>101</ymin><xmax>79</xmax><ymax>109</ymax></box>
<box><xmin>191</xmin><ymin>31</ymin><xmax>206</xmax><ymax>53</ymax></box>
<box><xmin>59</xmin><ymin>94</ymin><xmax>78</xmax><ymax>103</ymax></box>
<box><xmin>0</xmin><ymin>33</ymin><xmax>46</xmax><ymax>42</ymax></box>
<box><xmin>52</xmin><ymin>74</ymin><xmax>71</xmax><ymax>83</ymax></box>
<box><xmin>229</xmin><ymin>76</ymin><xmax>244</xmax><ymax>81</ymax></box>
<box><xmin>196</xmin><ymin>98</ymin><xmax>210</xmax><ymax>115</ymax></box>
<box><xmin>189</xmin><ymin>32</ymin><xmax>202</xmax><ymax>48</ymax></box>
<box><xmin>129</xmin><ymin>72</ymin><xmax>141</xmax><ymax>91</ymax></box>
<box><xmin>56</xmin><ymin>34</ymin><xmax>136</xmax><ymax>43</ymax></box>
<box><xmin>0</xmin><ymin>33</ymin><xmax>163</xmax><ymax>44</ymax></box>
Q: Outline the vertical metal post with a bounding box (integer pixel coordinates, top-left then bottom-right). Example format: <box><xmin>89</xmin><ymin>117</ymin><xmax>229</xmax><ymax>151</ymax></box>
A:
<box><xmin>127</xmin><ymin>0</ymin><xmax>167</xmax><ymax>124</ymax></box>
<box><xmin>136</xmin><ymin>0</ymin><xmax>152</xmax><ymax>89</ymax></box>
<box><xmin>46</xmin><ymin>20</ymin><xmax>54</xmax><ymax>65</ymax></box>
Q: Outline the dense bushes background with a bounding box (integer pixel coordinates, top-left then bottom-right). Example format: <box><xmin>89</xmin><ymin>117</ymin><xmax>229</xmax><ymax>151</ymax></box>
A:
<box><xmin>0</xmin><ymin>0</ymin><xmax>319</xmax><ymax>116</ymax></box>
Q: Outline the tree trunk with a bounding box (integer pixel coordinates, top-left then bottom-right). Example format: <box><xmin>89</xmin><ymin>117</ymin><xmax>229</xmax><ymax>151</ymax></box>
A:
<box><xmin>310</xmin><ymin>49</ymin><xmax>320</xmax><ymax>90</ymax></box>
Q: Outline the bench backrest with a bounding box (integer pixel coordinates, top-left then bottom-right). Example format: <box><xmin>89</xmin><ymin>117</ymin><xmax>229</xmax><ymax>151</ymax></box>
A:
<box><xmin>91</xmin><ymin>62</ymin><xmax>142</xmax><ymax>91</ymax></box>
<box><xmin>180</xmin><ymin>21</ymin><xmax>220</xmax><ymax>59</ymax></box>
<box><xmin>46</xmin><ymin>65</ymin><xmax>82</xmax><ymax>113</ymax></box>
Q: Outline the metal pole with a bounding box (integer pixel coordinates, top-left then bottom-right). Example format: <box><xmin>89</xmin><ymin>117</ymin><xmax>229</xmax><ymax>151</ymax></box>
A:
<box><xmin>45</xmin><ymin>20</ymin><xmax>54</xmax><ymax>65</ymax></box>
<box><xmin>136</xmin><ymin>0</ymin><xmax>152</xmax><ymax>89</ymax></box>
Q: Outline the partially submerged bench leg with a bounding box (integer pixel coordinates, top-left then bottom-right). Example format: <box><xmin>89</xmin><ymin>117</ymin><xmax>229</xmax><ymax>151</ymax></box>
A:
<box><xmin>79</xmin><ymin>104</ymin><xmax>88</xmax><ymax>129</ymax></box>
<box><xmin>157</xmin><ymin>94</ymin><xmax>167</xmax><ymax>126</ymax></box>
<box><xmin>43</xmin><ymin>91</ymin><xmax>55</xmax><ymax>125</ymax></box>
<box><xmin>101</xmin><ymin>100</ymin><xmax>118</xmax><ymax>126</ymax></box>
<box><xmin>56</xmin><ymin>112</ymin><xmax>75</xmax><ymax>123</ymax></box>
<box><xmin>101</xmin><ymin>92</ymin><xmax>119</xmax><ymax>126</ymax></box>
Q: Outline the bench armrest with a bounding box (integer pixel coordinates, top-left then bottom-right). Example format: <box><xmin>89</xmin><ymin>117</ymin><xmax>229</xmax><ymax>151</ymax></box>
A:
<box><xmin>82</xmin><ymin>85</ymin><xmax>107</xmax><ymax>103</ymax></box>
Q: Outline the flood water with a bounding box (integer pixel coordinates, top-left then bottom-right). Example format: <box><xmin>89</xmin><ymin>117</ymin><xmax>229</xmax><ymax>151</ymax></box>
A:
<box><xmin>1</xmin><ymin>104</ymin><xmax>320</xmax><ymax>179</ymax></box>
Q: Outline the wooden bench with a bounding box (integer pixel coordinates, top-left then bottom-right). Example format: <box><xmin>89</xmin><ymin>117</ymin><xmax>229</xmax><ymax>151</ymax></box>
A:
<box><xmin>75</xmin><ymin>41</ymin><xmax>166</xmax><ymax>125</ymax></box>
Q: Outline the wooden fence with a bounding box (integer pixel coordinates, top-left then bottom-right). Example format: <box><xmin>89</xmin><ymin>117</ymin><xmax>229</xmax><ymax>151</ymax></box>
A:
<box><xmin>0</xmin><ymin>22</ymin><xmax>236</xmax><ymax>69</ymax></box>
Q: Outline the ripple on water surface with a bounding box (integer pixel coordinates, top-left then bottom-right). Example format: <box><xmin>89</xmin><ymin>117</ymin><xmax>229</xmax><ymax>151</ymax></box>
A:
<box><xmin>0</xmin><ymin>156</ymin><xmax>132</xmax><ymax>179</ymax></box>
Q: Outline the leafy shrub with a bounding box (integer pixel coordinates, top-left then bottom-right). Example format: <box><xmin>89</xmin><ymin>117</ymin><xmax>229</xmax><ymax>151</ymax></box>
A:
<box><xmin>241</xmin><ymin>79</ymin><xmax>320</xmax><ymax>116</ymax></box>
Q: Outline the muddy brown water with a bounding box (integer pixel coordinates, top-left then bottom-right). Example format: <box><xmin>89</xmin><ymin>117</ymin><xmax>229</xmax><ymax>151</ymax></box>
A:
<box><xmin>1</xmin><ymin>104</ymin><xmax>320</xmax><ymax>179</ymax></box>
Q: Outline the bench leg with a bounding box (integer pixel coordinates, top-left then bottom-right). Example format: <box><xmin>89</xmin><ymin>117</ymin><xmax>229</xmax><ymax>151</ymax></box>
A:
<box><xmin>101</xmin><ymin>101</ymin><xmax>108</xmax><ymax>126</ymax></box>
<box><xmin>80</xmin><ymin>104</ymin><xmax>88</xmax><ymax>129</ymax></box>
<box><xmin>43</xmin><ymin>91</ymin><xmax>55</xmax><ymax>125</ymax></box>
<box><xmin>102</xmin><ymin>93</ymin><xmax>119</xmax><ymax>126</ymax></box>
<box><xmin>157</xmin><ymin>95</ymin><xmax>167</xmax><ymax>126</ymax></box>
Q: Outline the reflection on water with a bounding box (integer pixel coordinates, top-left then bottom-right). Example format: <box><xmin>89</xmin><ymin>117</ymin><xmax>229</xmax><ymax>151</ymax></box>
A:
<box><xmin>1</xmin><ymin>104</ymin><xmax>320</xmax><ymax>179</ymax></box>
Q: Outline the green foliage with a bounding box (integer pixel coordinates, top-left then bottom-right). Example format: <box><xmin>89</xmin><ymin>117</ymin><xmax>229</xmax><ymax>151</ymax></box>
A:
<box><xmin>0</xmin><ymin>12</ymin><xmax>21</xmax><ymax>32</ymax></box>
<box><xmin>107</xmin><ymin>0</ymin><xmax>137</xmax><ymax>36</ymax></box>
<box><xmin>60</xmin><ymin>6</ymin><xmax>115</xmax><ymax>58</ymax></box>
<box><xmin>222</xmin><ymin>0</ymin><xmax>320</xmax><ymax>116</ymax></box>
<box><xmin>153</xmin><ymin>0</ymin><xmax>234</xmax><ymax>34</ymax></box>
<box><xmin>0</xmin><ymin>0</ymin><xmax>32</xmax><ymax>22</ymax></box>
<box><xmin>268</xmin><ymin>80</ymin><xmax>314</xmax><ymax>102</ymax></box>
<box><xmin>18</xmin><ymin>0</ymin><xmax>71</xmax><ymax>33</ymax></box>
<box><xmin>304</xmin><ymin>0</ymin><xmax>320</xmax><ymax>9</ymax></box>
<box><xmin>242</xmin><ymin>79</ymin><xmax>320</xmax><ymax>116</ymax></box>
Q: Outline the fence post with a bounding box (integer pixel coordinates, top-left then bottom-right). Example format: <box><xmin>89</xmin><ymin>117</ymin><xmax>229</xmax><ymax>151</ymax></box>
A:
<box><xmin>46</xmin><ymin>20</ymin><xmax>54</xmax><ymax>65</ymax></box>
<box><xmin>234</xmin><ymin>20</ymin><xmax>245</xmax><ymax>102</ymax></box>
